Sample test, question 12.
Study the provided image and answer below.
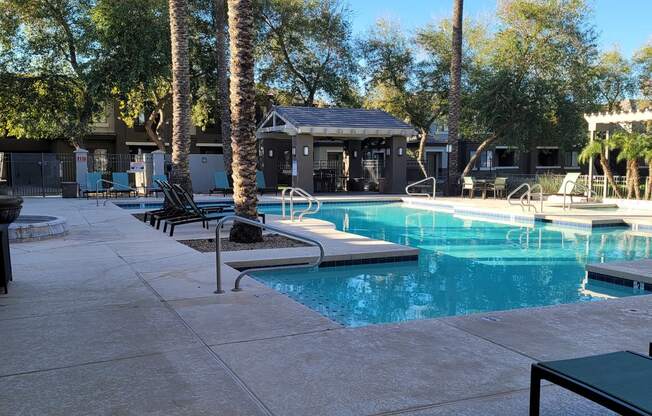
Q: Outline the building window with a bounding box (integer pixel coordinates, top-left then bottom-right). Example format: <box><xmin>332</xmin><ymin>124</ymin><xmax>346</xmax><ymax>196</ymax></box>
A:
<box><xmin>495</xmin><ymin>148</ymin><xmax>518</xmax><ymax>168</ymax></box>
<box><xmin>537</xmin><ymin>148</ymin><xmax>560</xmax><ymax>168</ymax></box>
<box><xmin>470</xmin><ymin>150</ymin><xmax>493</xmax><ymax>170</ymax></box>
<box><xmin>564</xmin><ymin>151</ymin><xmax>579</xmax><ymax>168</ymax></box>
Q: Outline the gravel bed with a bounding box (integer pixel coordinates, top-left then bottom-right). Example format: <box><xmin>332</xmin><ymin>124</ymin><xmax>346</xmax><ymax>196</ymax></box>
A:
<box><xmin>179</xmin><ymin>235</ymin><xmax>309</xmax><ymax>252</ymax></box>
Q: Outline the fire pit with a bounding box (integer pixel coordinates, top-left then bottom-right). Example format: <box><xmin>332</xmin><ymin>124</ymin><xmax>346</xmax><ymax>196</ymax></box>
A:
<box><xmin>9</xmin><ymin>215</ymin><xmax>68</xmax><ymax>242</ymax></box>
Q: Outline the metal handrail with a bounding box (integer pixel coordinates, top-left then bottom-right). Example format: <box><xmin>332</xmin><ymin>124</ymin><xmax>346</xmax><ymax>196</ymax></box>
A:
<box><xmin>295</xmin><ymin>189</ymin><xmax>321</xmax><ymax>221</ymax></box>
<box><xmin>405</xmin><ymin>177</ymin><xmax>436</xmax><ymax>199</ymax></box>
<box><xmin>281</xmin><ymin>187</ymin><xmax>320</xmax><ymax>222</ymax></box>
<box><xmin>213</xmin><ymin>215</ymin><xmax>325</xmax><ymax>293</ymax></box>
<box><xmin>508</xmin><ymin>182</ymin><xmax>543</xmax><ymax>212</ymax></box>
<box><xmin>508</xmin><ymin>183</ymin><xmax>530</xmax><ymax>208</ymax></box>
<box><xmin>562</xmin><ymin>181</ymin><xmax>598</xmax><ymax>211</ymax></box>
<box><xmin>95</xmin><ymin>179</ymin><xmax>137</xmax><ymax>206</ymax></box>
<box><xmin>527</xmin><ymin>184</ymin><xmax>543</xmax><ymax>213</ymax></box>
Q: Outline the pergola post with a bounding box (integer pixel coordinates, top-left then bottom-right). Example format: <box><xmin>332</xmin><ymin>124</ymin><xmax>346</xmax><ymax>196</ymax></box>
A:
<box><xmin>345</xmin><ymin>140</ymin><xmax>363</xmax><ymax>182</ymax></box>
<box><xmin>291</xmin><ymin>134</ymin><xmax>314</xmax><ymax>193</ymax></box>
<box><xmin>383</xmin><ymin>135</ymin><xmax>407</xmax><ymax>194</ymax></box>
<box><xmin>603</xmin><ymin>130</ymin><xmax>610</xmax><ymax>199</ymax></box>
<box><xmin>587</xmin><ymin>129</ymin><xmax>595</xmax><ymax>199</ymax></box>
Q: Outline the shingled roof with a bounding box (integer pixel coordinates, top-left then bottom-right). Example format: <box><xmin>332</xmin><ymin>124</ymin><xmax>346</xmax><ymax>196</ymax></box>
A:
<box><xmin>257</xmin><ymin>106</ymin><xmax>417</xmax><ymax>138</ymax></box>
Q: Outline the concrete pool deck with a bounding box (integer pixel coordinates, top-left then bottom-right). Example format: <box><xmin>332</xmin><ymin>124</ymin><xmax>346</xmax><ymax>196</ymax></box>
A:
<box><xmin>1</xmin><ymin>196</ymin><xmax>650</xmax><ymax>415</ymax></box>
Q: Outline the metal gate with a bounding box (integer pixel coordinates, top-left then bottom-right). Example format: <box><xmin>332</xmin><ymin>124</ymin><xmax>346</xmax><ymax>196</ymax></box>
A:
<box><xmin>2</xmin><ymin>153</ymin><xmax>75</xmax><ymax>196</ymax></box>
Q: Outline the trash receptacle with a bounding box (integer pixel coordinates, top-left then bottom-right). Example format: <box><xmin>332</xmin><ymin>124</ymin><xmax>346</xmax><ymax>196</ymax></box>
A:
<box><xmin>61</xmin><ymin>182</ymin><xmax>78</xmax><ymax>198</ymax></box>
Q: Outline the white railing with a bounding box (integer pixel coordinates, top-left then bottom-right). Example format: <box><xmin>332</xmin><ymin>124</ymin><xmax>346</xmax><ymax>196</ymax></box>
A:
<box><xmin>405</xmin><ymin>177</ymin><xmax>436</xmax><ymax>199</ymax></box>
<box><xmin>281</xmin><ymin>187</ymin><xmax>321</xmax><ymax>222</ymax></box>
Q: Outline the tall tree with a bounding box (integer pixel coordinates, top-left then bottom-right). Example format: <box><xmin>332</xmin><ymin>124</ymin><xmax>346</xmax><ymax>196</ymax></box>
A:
<box><xmin>93</xmin><ymin>0</ymin><xmax>172</xmax><ymax>151</ymax></box>
<box><xmin>213</xmin><ymin>0</ymin><xmax>233</xmax><ymax>174</ymax></box>
<box><xmin>634</xmin><ymin>42</ymin><xmax>652</xmax><ymax>100</ymax></box>
<box><xmin>461</xmin><ymin>0</ymin><xmax>598</xmax><ymax>176</ymax></box>
<box><xmin>361</xmin><ymin>19</ymin><xmax>490</xmax><ymax>177</ymax></box>
<box><xmin>0</xmin><ymin>0</ymin><xmax>100</xmax><ymax>148</ymax></box>
<box><xmin>168</xmin><ymin>0</ymin><xmax>193</xmax><ymax>191</ymax></box>
<box><xmin>228</xmin><ymin>0</ymin><xmax>262</xmax><ymax>243</ymax></box>
<box><xmin>256</xmin><ymin>0</ymin><xmax>358</xmax><ymax>106</ymax></box>
<box><xmin>594</xmin><ymin>49</ymin><xmax>635</xmax><ymax>112</ymax></box>
<box><xmin>447</xmin><ymin>0</ymin><xmax>463</xmax><ymax>180</ymax></box>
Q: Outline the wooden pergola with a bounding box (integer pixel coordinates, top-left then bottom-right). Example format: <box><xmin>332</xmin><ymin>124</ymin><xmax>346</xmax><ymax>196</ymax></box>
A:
<box><xmin>583</xmin><ymin>108</ymin><xmax>652</xmax><ymax>197</ymax></box>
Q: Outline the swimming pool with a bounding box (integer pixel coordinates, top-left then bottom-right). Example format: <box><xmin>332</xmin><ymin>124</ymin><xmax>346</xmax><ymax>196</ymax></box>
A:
<box><xmin>253</xmin><ymin>202</ymin><xmax>651</xmax><ymax>327</ymax></box>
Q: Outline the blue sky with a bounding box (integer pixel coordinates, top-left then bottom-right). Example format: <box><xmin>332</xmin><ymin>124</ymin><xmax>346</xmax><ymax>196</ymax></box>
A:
<box><xmin>347</xmin><ymin>0</ymin><xmax>652</xmax><ymax>57</ymax></box>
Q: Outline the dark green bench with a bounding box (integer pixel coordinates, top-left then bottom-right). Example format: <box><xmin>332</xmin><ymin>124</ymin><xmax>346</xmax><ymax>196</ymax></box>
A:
<box><xmin>530</xmin><ymin>344</ymin><xmax>652</xmax><ymax>415</ymax></box>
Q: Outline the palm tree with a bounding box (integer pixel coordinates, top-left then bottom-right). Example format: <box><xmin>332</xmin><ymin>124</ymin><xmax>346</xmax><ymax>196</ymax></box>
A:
<box><xmin>227</xmin><ymin>0</ymin><xmax>262</xmax><ymax>243</ymax></box>
<box><xmin>642</xmin><ymin>135</ymin><xmax>652</xmax><ymax>200</ymax></box>
<box><xmin>578</xmin><ymin>136</ymin><xmax>623</xmax><ymax>199</ymax></box>
<box><xmin>447</xmin><ymin>0</ymin><xmax>463</xmax><ymax>187</ymax></box>
<box><xmin>613</xmin><ymin>131</ymin><xmax>645</xmax><ymax>199</ymax></box>
<box><xmin>168</xmin><ymin>0</ymin><xmax>193</xmax><ymax>192</ymax></box>
<box><xmin>213</xmin><ymin>0</ymin><xmax>233</xmax><ymax>176</ymax></box>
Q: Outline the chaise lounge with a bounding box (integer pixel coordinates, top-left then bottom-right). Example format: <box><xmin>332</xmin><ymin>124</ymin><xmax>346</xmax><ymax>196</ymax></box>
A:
<box><xmin>209</xmin><ymin>171</ymin><xmax>233</xmax><ymax>196</ymax></box>
<box><xmin>530</xmin><ymin>343</ymin><xmax>652</xmax><ymax>415</ymax></box>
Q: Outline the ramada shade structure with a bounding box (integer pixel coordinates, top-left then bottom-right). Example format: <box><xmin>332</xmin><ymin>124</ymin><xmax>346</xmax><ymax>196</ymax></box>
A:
<box><xmin>256</xmin><ymin>106</ymin><xmax>418</xmax><ymax>193</ymax></box>
<box><xmin>583</xmin><ymin>108</ymin><xmax>652</xmax><ymax>196</ymax></box>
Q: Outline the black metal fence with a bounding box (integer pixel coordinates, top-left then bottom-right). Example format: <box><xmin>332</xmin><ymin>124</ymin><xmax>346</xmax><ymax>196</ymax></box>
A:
<box><xmin>0</xmin><ymin>153</ymin><xmax>76</xmax><ymax>196</ymax></box>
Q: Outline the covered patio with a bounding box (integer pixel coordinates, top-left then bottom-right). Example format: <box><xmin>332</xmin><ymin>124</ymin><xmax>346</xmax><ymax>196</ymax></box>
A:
<box><xmin>256</xmin><ymin>106</ymin><xmax>417</xmax><ymax>193</ymax></box>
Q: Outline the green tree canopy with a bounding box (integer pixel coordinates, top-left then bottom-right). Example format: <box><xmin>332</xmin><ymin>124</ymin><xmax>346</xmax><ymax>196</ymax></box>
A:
<box><xmin>92</xmin><ymin>0</ymin><xmax>173</xmax><ymax>150</ymax></box>
<box><xmin>460</xmin><ymin>0</ymin><xmax>599</xmax><ymax>175</ymax></box>
<box><xmin>255</xmin><ymin>0</ymin><xmax>358</xmax><ymax>106</ymax></box>
<box><xmin>594</xmin><ymin>49</ymin><xmax>636</xmax><ymax>111</ymax></box>
<box><xmin>0</xmin><ymin>0</ymin><xmax>102</xmax><ymax>147</ymax></box>
<box><xmin>634</xmin><ymin>42</ymin><xmax>652</xmax><ymax>100</ymax></box>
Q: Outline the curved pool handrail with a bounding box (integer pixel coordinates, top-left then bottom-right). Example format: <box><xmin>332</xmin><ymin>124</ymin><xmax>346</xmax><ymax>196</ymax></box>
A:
<box><xmin>213</xmin><ymin>215</ymin><xmax>325</xmax><ymax>293</ymax></box>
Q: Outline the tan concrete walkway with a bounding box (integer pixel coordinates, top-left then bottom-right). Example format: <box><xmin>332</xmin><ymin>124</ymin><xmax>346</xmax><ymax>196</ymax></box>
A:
<box><xmin>1</xmin><ymin>197</ymin><xmax>648</xmax><ymax>415</ymax></box>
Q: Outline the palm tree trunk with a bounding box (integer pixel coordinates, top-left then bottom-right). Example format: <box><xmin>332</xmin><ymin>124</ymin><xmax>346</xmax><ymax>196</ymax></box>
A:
<box><xmin>646</xmin><ymin>161</ymin><xmax>652</xmax><ymax>200</ymax></box>
<box><xmin>599</xmin><ymin>155</ymin><xmax>622</xmax><ymax>199</ymax></box>
<box><xmin>228</xmin><ymin>0</ymin><xmax>262</xmax><ymax>243</ymax></box>
<box><xmin>213</xmin><ymin>0</ymin><xmax>233</xmax><ymax>176</ymax></box>
<box><xmin>447</xmin><ymin>0</ymin><xmax>463</xmax><ymax>189</ymax></box>
<box><xmin>168</xmin><ymin>0</ymin><xmax>193</xmax><ymax>192</ymax></box>
<box><xmin>630</xmin><ymin>159</ymin><xmax>641</xmax><ymax>199</ymax></box>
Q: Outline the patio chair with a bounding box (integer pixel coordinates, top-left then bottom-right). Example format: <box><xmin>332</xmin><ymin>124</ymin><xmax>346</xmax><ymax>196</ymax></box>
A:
<box><xmin>83</xmin><ymin>172</ymin><xmax>105</xmax><ymax>198</ymax></box>
<box><xmin>209</xmin><ymin>171</ymin><xmax>233</xmax><ymax>196</ymax></box>
<box><xmin>460</xmin><ymin>176</ymin><xmax>476</xmax><ymax>198</ymax></box>
<box><xmin>110</xmin><ymin>172</ymin><xmax>135</xmax><ymax>197</ymax></box>
<box><xmin>164</xmin><ymin>184</ymin><xmax>267</xmax><ymax>237</ymax></box>
<box><xmin>256</xmin><ymin>170</ymin><xmax>277</xmax><ymax>195</ymax></box>
<box><xmin>552</xmin><ymin>172</ymin><xmax>582</xmax><ymax>197</ymax></box>
<box><xmin>150</xmin><ymin>180</ymin><xmax>233</xmax><ymax>229</ymax></box>
<box><xmin>487</xmin><ymin>177</ymin><xmax>508</xmax><ymax>199</ymax></box>
<box><xmin>530</xmin><ymin>343</ymin><xmax>652</xmax><ymax>416</ymax></box>
<box><xmin>145</xmin><ymin>174</ymin><xmax>167</xmax><ymax>197</ymax></box>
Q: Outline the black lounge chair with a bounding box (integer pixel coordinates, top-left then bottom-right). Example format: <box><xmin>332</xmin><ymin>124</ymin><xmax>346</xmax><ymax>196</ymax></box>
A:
<box><xmin>164</xmin><ymin>184</ymin><xmax>265</xmax><ymax>236</ymax></box>
<box><xmin>530</xmin><ymin>343</ymin><xmax>652</xmax><ymax>416</ymax></box>
<box><xmin>147</xmin><ymin>180</ymin><xmax>232</xmax><ymax>229</ymax></box>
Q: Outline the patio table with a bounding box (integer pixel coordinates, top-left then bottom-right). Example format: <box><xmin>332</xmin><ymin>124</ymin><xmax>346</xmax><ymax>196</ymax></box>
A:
<box><xmin>474</xmin><ymin>179</ymin><xmax>491</xmax><ymax>199</ymax></box>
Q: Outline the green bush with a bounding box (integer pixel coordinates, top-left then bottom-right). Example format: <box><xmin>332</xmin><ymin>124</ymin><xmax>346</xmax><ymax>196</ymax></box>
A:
<box><xmin>536</xmin><ymin>173</ymin><xmax>563</xmax><ymax>194</ymax></box>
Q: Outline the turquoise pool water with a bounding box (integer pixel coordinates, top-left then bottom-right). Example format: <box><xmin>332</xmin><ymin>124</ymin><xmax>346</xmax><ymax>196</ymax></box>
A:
<box><xmin>253</xmin><ymin>202</ymin><xmax>651</xmax><ymax>327</ymax></box>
